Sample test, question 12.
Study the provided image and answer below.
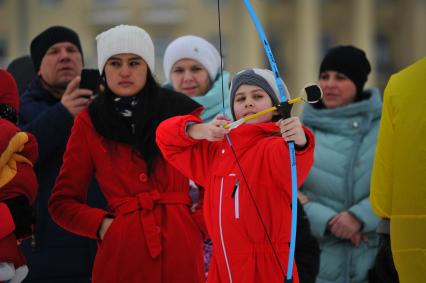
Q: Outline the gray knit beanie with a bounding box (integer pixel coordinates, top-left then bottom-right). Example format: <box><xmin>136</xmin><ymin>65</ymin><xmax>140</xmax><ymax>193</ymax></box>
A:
<box><xmin>229</xmin><ymin>68</ymin><xmax>289</xmax><ymax>120</ymax></box>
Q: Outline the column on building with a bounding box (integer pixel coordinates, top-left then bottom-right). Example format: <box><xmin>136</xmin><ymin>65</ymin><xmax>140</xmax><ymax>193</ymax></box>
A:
<box><xmin>230</xmin><ymin>0</ymin><xmax>265</xmax><ymax>71</ymax></box>
<box><xmin>409</xmin><ymin>0</ymin><xmax>426</xmax><ymax>62</ymax></box>
<box><xmin>352</xmin><ymin>0</ymin><xmax>376</xmax><ymax>86</ymax></box>
<box><xmin>294</xmin><ymin>0</ymin><xmax>320</xmax><ymax>116</ymax></box>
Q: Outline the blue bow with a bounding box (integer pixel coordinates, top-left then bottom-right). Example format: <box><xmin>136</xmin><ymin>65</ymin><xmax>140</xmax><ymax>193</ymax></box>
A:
<box><xmin>217</xmin><ymin>1</ymin><xmax>299</xmax><ymax>282</ymax></box>
<box><xmin>243</xmin><ymin>1</ymin><xmax>298</xmax><ymax>281</ymax></box>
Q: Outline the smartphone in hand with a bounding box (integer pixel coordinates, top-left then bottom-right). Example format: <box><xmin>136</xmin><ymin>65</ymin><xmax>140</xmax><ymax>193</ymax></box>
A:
<box><xmin>79</xmin><ymin>69</ymin><xmax>101</xmax><ymax>96</ymax></box>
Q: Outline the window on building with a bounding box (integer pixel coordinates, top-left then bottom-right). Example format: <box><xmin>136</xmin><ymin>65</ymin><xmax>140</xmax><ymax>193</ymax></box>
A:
<box><xmin>203</xmin><ymin>0</ymin><xmax>227</xmax><ymax>6</ymax></box>
<box><xmin>94</xmin><ymin>0</ymin><xmax>118</xmax><ymax>7</ymax></box>
<box><xmin>267</xmin><ymin>33</ymin><xmax>284</xmax><ymax>71</ymax></box>
<box><xmin>375</xmin><ymin>32</ymin><xmax>393</xmax><ymax>91</ymax></box>
<box><xmin>320</xmin><ymin>33</ymin><xmax>335</xmax><ymax>58</ymax></box>
<box><xmin>40</xmin><ymin>0</ymin><xmax>63</xmax><ymax>8</ymax></box>
<box><xmin>155</xmin><ymin>35</ymin><xmax>174</xmax><ymax>82</ymax></box>
<box><xmin>0</xmin><ymin>36</ymin><xmax>7</xmax><ymax>68</ymax></box>
<box><xmin>146</xmin><ymin>0</ymin><xmax>177</xmax><ymax>4</ymax></box>
<box><xmin>320</xmin><ymin>0</ymin><xmax>339</xmax><ymax>4</ymax></box>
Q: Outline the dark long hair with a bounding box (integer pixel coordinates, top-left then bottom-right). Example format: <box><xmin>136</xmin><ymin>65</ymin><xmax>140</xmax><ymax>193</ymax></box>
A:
<box><xmin>89</xmin><ymin>70</ymin><xmax>163</xmax><ymax>174</ymax></box>
<box><xmin>89</xmin><ymin>69</ymin><xmax>201</xmax><ymax>175</ymax></box>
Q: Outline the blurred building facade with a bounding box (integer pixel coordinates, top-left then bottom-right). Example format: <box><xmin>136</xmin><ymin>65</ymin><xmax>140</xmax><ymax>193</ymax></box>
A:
<box><xmin>0</xmin><ymin>0</ymin><xmax>425</xmax><ymax>94</ymax></box>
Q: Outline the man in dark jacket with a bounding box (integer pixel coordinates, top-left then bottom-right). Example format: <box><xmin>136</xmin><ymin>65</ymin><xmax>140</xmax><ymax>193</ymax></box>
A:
<box><xmin>19</xmin><ymin>26</ymin><xmax>105</xmax><ymax>283</ymax></box>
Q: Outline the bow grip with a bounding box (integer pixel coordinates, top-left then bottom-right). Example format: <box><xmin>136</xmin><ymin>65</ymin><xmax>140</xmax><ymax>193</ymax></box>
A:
<box><xmin>276</xmin><ymin>102</ymin><xmax>293</xmax><ymax>119</ymax></box>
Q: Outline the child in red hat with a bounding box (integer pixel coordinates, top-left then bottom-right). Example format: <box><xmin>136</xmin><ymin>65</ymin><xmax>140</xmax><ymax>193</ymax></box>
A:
<box><xmin>0</xmin><ymin>69</ymin><xmax>38</xmax><ymax>283</ymax></box>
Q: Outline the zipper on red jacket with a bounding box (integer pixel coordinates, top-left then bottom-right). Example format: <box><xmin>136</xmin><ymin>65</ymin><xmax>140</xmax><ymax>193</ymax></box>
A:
<box><xmin>219</xmin><ymin>176</ymin><xmax>233</xmax><ymax>282</ymax></box>
<box><xmin>231</xmin><ymin>180</ymin><xmax>240</xmax><ymax>219</ymax></box>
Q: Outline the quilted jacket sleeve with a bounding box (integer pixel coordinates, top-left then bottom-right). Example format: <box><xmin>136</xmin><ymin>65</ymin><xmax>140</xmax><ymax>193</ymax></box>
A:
<box><xmin>19</xmin><ymin>94</ymin><xmax>74</xmax><ymax>165</ymax></box>
<box><xmin>156</xmin><ymin>113</ymin><xmax>218</xmax><ymax>188</ymax></box>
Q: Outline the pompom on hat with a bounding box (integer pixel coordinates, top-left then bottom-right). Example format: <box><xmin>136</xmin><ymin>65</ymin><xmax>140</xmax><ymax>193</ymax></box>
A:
<box><xmin>319</xmin><ymin>45</ymin><xmax>371</xmax><ymax>95</ymax></box>
<box><xmin>0</xmin><ymin>68</ymin><xmax>20</xmax><ymax>124</ymax></box>
<box><xmin>163</xmin><ymin>35</ymin><xmax>221</xmax><ymax>82</ymax></box>
<box><xmin>96</xmin><ymin>25</ymin><xmax>155</xmax><ymax>74</ymax></box>
<box><xmin>30</xmin><ymin>26</ymin><xmax>83</xmax><ymax>72</ymax></box>
<box><xmin>0</xmin><ymin>68</ymin><xmax>20</xmax><ymax>113</ymax></box>
<box><xmin>229</xmin><ymin>68</ymin><xmax>289</xmax><ymax>120</ymax></box>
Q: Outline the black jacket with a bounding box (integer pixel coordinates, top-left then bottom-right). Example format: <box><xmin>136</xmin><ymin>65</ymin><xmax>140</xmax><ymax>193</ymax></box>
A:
<box><xmin>295</xmin><ymin>200</ymin><xmax>320</xmax><ymax>283</ymax></box>
<box><xmin>19</xmin><ymin>77</ymin><xmax>107</xmax><ymax>283</ymax></box>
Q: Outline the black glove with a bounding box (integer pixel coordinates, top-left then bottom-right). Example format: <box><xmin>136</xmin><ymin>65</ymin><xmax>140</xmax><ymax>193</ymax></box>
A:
<box><xmin>3</xmin><ymin>195</ymin><xmax>34</xmax><ymax>239</ymax></box>
<box><xmin>295</xmin><ymin>200</ymin><xmax>320</xmax><ymax>283</ymax></box>
<box><xmin>368</xmin><ymin>234</ymin><xmax>400</xmax><ymax>283</ymax></box>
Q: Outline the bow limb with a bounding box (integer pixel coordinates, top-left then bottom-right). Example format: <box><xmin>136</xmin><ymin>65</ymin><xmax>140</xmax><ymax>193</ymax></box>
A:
<box><xmin>242</xmin><ymin>1</ymin><xmax>298</xmax><ymax>282</ymax></box>
<box><xmin>216</xmin><ymin>0</ymin><xmax>287</xmax><ymax>280</ymax></box>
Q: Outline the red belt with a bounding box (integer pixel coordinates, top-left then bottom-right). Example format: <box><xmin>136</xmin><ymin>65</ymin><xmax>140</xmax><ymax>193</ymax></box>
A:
<box><xmin>112</xmin><ymin>190</ymin><xmax>191</xmax><ymax>258</ymax></box>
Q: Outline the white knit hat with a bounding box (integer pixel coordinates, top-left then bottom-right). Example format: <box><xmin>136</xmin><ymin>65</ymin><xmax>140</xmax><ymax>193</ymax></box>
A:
<box><xmin>96</xmin><ymin>25</ymin><xmax>155</xmax><ymax>74</ymax></box>
<box><xmin>163</xmin><ymin>35</ymin><xmax>221</xmax><ymax>82</ymax></box>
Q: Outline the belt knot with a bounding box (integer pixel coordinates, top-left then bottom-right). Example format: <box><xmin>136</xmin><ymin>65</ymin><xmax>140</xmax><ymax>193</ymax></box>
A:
<box><xmin>137</xmin><ymin>190</ymin><xmax>161</xmax><ymax>210</ymax></box>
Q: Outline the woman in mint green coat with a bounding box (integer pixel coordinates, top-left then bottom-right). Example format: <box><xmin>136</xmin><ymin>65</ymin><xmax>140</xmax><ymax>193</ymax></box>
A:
<box><xmin>300</xmin><ymin>45</ymin><xmax>381</xmax><ymax>283</ymax></box>
<box><xmin>163</xmin><ymin>35</ymin><xmax>231</xmax><ymax>122</ymax></box>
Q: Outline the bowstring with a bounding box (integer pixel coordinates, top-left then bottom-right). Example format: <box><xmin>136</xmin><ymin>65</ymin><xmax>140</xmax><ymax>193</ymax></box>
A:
<box><xmin>216</xmin><ymin>0</ymin><xmax>286</xmax><ymax>279</ymax></box>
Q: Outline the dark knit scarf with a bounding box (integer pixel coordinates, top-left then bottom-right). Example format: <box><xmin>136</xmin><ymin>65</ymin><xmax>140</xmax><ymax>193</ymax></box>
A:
<box><xmin>89</xmin><ymin>72</ymin><xmax>201</xmax><ymax>174</ymax></box>
<box><xmin>113</xmin><ymin>95</ymin><xmax>139</xmax><ymax>133</ymax></box>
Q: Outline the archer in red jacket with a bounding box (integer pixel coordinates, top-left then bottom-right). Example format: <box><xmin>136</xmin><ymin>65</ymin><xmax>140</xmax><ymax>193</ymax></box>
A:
<box><xmin>0</xmin><ymin>69</ymin><xmax>38</xmax><ymax>283</ymax></box>
<box><xmin>157</xmin><ymin>68</ymin><xmax>315</xmax><ymax>283</ymax></box>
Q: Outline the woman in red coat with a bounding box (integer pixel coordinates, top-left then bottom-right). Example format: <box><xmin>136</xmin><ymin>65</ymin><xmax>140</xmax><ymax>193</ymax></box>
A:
<box><xmin>48</xmin><ymin>25</ymin><xmax>205</xmax><ymax>283</ymax></box>
<box><xmin>157</xmin><ymin>68</ymin><xmax>315</xmax><ymax>283</ymax></box>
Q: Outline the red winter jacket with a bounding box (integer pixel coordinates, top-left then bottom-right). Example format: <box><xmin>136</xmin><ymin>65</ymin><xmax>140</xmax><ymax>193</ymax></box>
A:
<box><xmin>156</xmin><ymin>114</ymin><xmax>315</xmax><ymax>283</ymax></box>
<box><xmin>0</xmin><ymin>118</ymin><xmax>38</xmax><ymax>203</ymax></box>
<box><xmin>49</xmin><ymin>110</ymin><xmax>205</xmax><ymax>283</ymax></box>
<box><xmin>0</xmin><ymin>118</ymin><xmax>38</xmax><ymax>266</ymax></box>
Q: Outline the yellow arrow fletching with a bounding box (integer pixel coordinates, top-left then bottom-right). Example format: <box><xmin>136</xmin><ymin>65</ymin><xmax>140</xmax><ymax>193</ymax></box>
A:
<box><xmin>287</xmin><ymin>97</ymin><xmax>303</xmax><ymax>104</ymax></box>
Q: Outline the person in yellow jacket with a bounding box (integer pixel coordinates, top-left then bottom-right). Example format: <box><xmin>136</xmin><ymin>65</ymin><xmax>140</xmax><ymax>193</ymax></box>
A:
<box><xmin>370</xmin><ymin>57</ymin><xmax>426</xmax><ymax>283</ymax></box>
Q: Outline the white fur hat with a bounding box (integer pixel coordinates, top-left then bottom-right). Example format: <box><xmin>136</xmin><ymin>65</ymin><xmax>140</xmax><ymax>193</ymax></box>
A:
<box><xmin>163</xmin><ymin>35</ymin><xmax>221</xmax><ymax>82</ymax></box>
<box><xmin>96</xmin><ymin>25</ymin><xmax>155</xmax><ymax>74</ymax></box>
